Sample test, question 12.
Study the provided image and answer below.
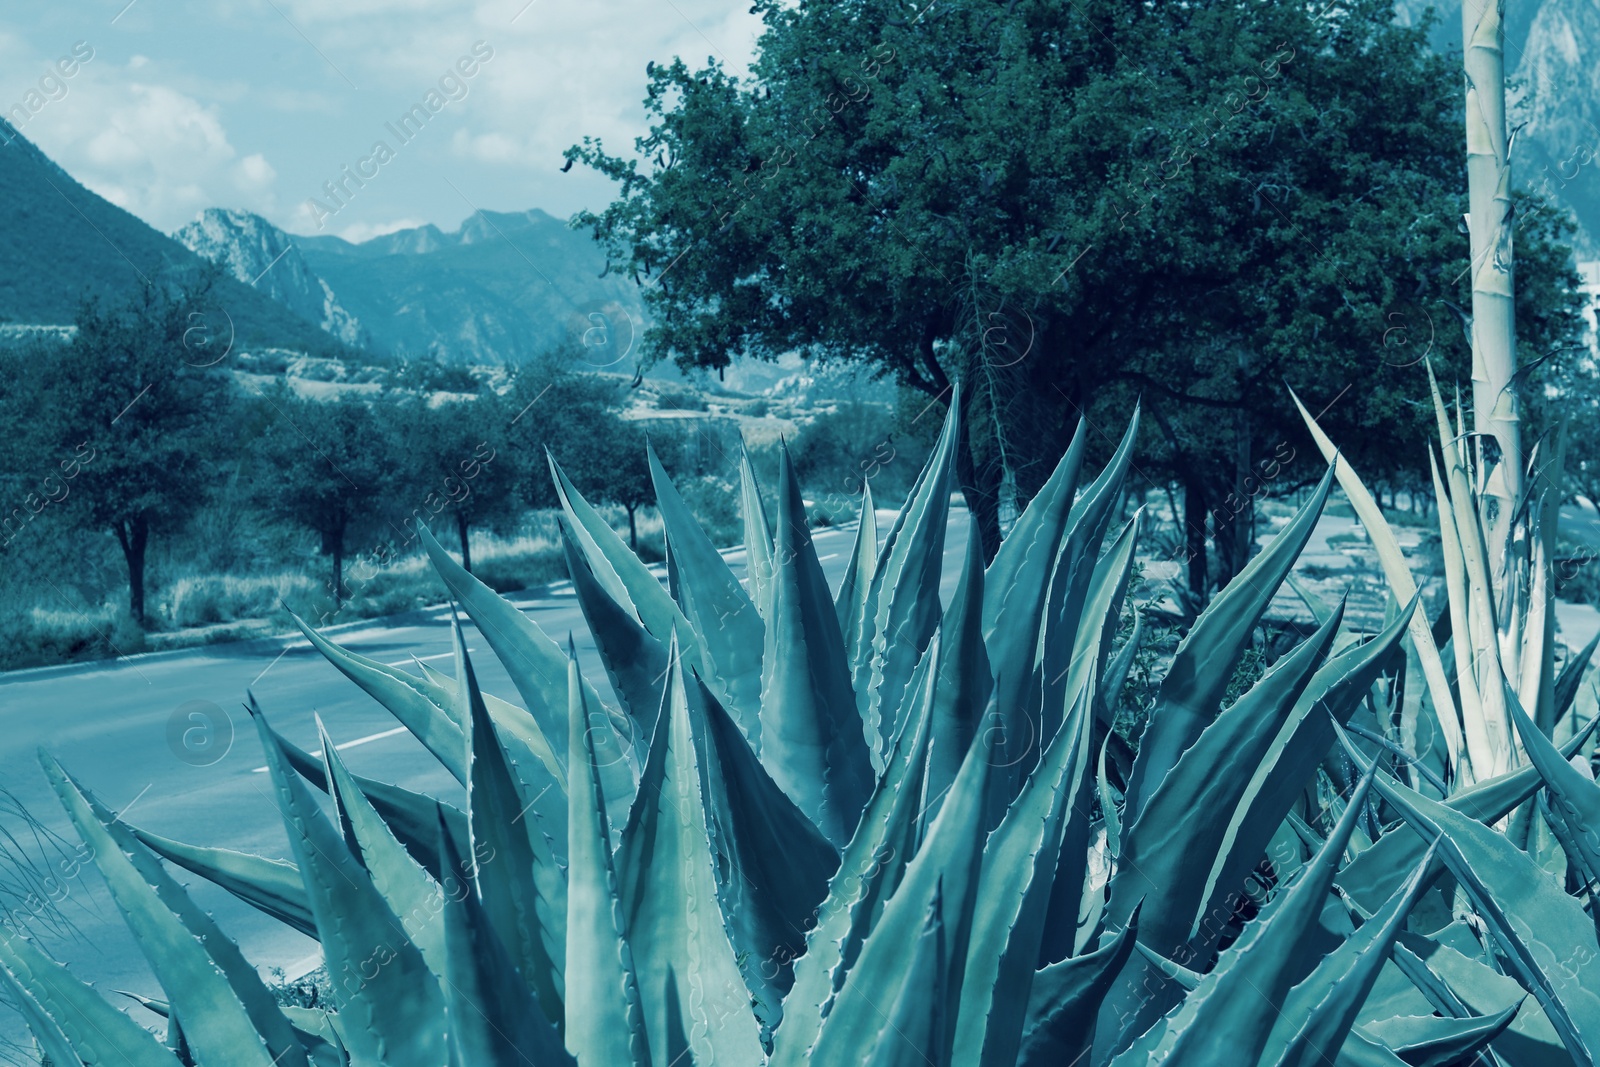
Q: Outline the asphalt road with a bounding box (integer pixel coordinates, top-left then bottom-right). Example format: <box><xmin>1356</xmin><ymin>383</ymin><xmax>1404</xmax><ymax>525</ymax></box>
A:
<box><xmin>0</xmin><ymin>510</ymin><xmax>971</xmax><ymax>1044</ymax></box>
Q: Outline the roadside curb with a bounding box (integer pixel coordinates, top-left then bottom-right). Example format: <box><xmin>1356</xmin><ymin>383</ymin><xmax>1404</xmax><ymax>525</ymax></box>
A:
<box><xmin>0</xmin><ymin>517</ymin><xmax>869</xmax><ymax>685</ymax></box>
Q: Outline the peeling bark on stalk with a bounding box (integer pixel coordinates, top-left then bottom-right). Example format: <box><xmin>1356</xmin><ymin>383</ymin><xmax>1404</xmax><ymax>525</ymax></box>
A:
<box><xmin>1463</xmin><ymin>0</ymin><xmax>1521</xmax><ymax>508</ymax></box>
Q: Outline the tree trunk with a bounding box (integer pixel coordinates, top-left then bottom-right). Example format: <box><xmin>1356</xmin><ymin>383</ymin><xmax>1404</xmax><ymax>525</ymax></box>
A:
<box><xmin>627</xmin><ymin>504</ymin><xmax>638</xmax><ymax>551</ymax></box>
<box><xmin>113</xmin><ymin>514</ymin><xmax>149</xmax><ymax>627</ymax></box>
<box><xmin>1183</xmin><ymin>476</ymin><xmax>1209</xmax><ymax>600</ymax></box>
<box><xmin>456</xmin><ymin>512</ymin><xmax>472</xmax><ymax>573</ymax></box>
<box><xmin>324</xmin><ymin>520</ymin><xmax>347</xmax><ymax>608</ymax></box>
<box><xmin>954</xmin><ymin>381</ymin><xmax>1003</xmax><ymax>563</ymax></box>
<box><xmin>1212</xmin><ymin>499</ymin><xmax>1242</xmax><ymax>589</ymax></box>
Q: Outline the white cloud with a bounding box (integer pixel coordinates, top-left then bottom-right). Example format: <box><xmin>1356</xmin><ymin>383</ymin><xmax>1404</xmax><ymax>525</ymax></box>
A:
<box><xmin>337</xmin><ymin>217</ymin><xmax>427</xmax><ymax>242</ymax></box>
<box><xmin>22</xmin><ymin>62</ymin><xmax>282</xmax><ymax>232</ymax></box>
<box><xmin>2</xmin><ymin>0</ymin><xmax>767</xmax><ymax>235</ymax></box>
<box><xmin>449</xmin><ymin>127</ymin><xmax>533</xmax><ymax>165</ymax></box>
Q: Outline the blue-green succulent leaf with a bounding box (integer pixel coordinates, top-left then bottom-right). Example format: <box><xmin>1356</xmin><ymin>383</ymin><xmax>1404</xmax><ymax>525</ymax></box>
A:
<box><xmin>649</xmin><ymin>442</ymin><xmax>766</xmax><ymax>741</ymax></box>
<box><xmin>41</xmin><ymin>753</ymin><xmax>305</xmax><ymax>1067</ymax></box>
<box><xmin>437</xmin><ymin>809</ymin><xmax>575</xmax><ymax>1067</ymax></box>
<box><xmin>0</xmin><ymin>926</ymin><xmax>179</xmax><ymax>1067</ymax></box>
<box><xmin>564</xmin><ymin>654</ymin><xmax>654</xmax><ymax>1067</ymax></box>
<box><xmin>251</xmin><ymin>707</ymin><xmax>447</xmax><ymax>1067</ymax></box>
<box><xmin>614</xmin><ymin>644</ymin><xmax>768</xmax><ymax>1064</ymax></box>
<box><xmin>758</xmin><ymin>440</ymin><xmax>875</xmax><ymax>847</ymax></box>
<box><xmin>1122</xmin><ymin>462</ymin><xmax>1335</xmax><ymax>825</ymax></box>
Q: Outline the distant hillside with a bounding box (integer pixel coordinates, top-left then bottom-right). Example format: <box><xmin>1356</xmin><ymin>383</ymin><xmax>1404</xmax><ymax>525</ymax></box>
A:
<box><xmin>0</xmin><ymin>122</ymin><xmax>344</xmax><ymax>355</ymax></box>
<box><xmin>175</xmin><ymin>209</ymin><xmax>364</xmax><ymax>347</ymax></box>
<box><xmin>293</xmin><ymin>209</ymin><xmax>647</xmax><ymax>365</ymax></box>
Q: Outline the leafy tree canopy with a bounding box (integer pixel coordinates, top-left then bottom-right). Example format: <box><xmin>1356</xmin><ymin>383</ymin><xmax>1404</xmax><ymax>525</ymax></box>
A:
<box><xmin>571</xmin><ymin>0</ymin><xmax>1587</xmax><ymax>589</ymax></box>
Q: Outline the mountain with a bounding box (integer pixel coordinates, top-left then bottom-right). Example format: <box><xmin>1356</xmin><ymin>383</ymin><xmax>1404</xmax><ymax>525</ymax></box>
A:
<box><xmin>291</xmin><ymin>209</ymin><xmax>647</xmax><ymax>365</ymax></box>
<box><xmin>1394</xmin><ymin>0</ymin><xmax>1600</xmax><ymax>257</ymax></box>
<box><xmin>174</xmin><ymin>209</ymin><xmax>364</xmax><ymax>347</ymax></box>
<box><xmin>0</xmin><ymin>121</ymin><xmax>345</xmax><ymax>355</ymax></box>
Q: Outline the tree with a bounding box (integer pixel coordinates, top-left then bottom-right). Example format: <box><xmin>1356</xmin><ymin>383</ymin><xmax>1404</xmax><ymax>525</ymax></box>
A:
<box><xmin>570</xmin><ymin>0</ymin><xmax>1585</xmax><ymax>591</ymax></box>
<box><xmin>394</xmin><ymin>391</ymin><xmax>519</xmax><ymax>574</ymax></box>
<box><xmin>594</xmin><ymin>417</ymin><xmax>652</xmax><ymax>550</ymax></box>
<box><xmin>38</xmin><ymin>271</ymin><xmax>234</xmax><ymax>625</ymax></box>
<box><xmin>250</xmin><ymin>386</ymin><xmax>396</xmax><ymax>607</ymax></box>
<box><xmin>500</xmin><ymin>353</ymin><xmax>623</xmax><ymax>510</ymax></box>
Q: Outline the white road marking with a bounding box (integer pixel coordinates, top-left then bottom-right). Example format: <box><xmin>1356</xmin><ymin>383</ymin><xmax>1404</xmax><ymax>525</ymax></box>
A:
<box><xmin>251</xmin><ymin>725</ymin><xmax>410</xmax><ymax>773</ymax></box>
<box><xmin>383</xmin><ymin>649</ymin><xmax>468</xmax><ymax>667</ymax></box>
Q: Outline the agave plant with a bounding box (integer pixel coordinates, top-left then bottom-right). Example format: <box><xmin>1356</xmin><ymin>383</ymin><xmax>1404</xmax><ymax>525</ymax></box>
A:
<box><xmin>3</xmin><ymin>392</ymin><xmax>1598</xmax><ymax>1066</ymax></box>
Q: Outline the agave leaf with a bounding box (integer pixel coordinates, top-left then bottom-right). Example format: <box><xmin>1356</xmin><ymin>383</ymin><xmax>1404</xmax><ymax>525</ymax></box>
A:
<box><xmin>255</xmin><ymin>698</ymin><xmax>473</xmax><ymax>881</ymax></box>
<box><xmin>613</xmin><ymin>644</ymin><xmax>768</xmax><ymax>1064</ymax></box>
<box><xmin>1015</xmin><ymin>911</ymin><xmax>1140</xmax><ymax>1067</ymax></box>
<box><xmin>1555</xmin><ymin>633</ymin><xmax>1600</xmax><ymax>731</ymax></box>
<box><xmin>1100</xmin><ymin>610</ymin><xmax>1143</xmax><ymax>724</ymax></box>
<box><xmin>436</xmin><ymin>809</ymin><xmax>575</xmax><ymax>1067</ymax></box>
<box><xmin>648</xmin><ymin>442</ymin><xmax>766</xmax><ymax>740</ymax></box>
<box><xmin>564</xmin><ymin>654</ymin><xmax>654</xmax><ymax>1067</ymax></box>
<box><xmin>1132</xmin><ymin>939</ymin><xmax>1202</xmax><ymax>991</ymax></box>
<box><xmin>291</xmin><ymin>613</ymin><xmax>467</xmax><ymax>784</ymax></box>
<box><xmin>1107</xmin><ymin>598</ymin><xmax>1344</xmax><ymax>958</ymax></box>
<box><xmin>1396</xmin><ymin>932</ymin><xmax>1569</xmax><ymax>1065</ymax></box>
<box><xmin>1113</xmin><ymin>768</ymin><xmax>1379</xmax><ymax>1067</ymax></box>
<box><xmin>2</xmin><ymin>964</ymin><xmax>86</xmax><ymax>1067</ymax></box>
<box><xmin>683</xmin><ymin>665</ymin><xmax>840</xmax><ymax>1029</ymax></box>
<box><xmin>982</xmin><ymin>415</ymin><xmax>1088</xmax><ymax>639</ymax></box>
<box><xmin>768</xmin><ymin>664</ymin><xmax>936</xmax><ymax>1067</ymax></box>
<box><xmin>861</xmin><ymin>885</ymin><xmax>950</xmax><ymax>1067</ymax></box>
<box><xmin>927</xmin><ymin>518</ymin><xmax>992</xmax><ymax>813</ymax></box>
<box><xmin>302</xmin><ymin>627</ymin><xmax>564</xmax><ymax>806</ymax></box>
<box><xmin>0</xmin><ymin>926</ymin><xmax>178</xmax><ymax>1066</ymax></box>
<box><xmin>739</xmin><ymin>441</ymin><xmax>775</xmax><ymax>619</ymax></box>
<box><xmin>858</xmin><ymin>393</ymin><xmax>960</xmax><ymax>761</ymax></box>
<box><xmin>1036</xmin><ymin>460</ymin><xmax>1141</xmax><ymax>743</ymax></box>
<box><xmin>414</xmin><ymin>661</ymin><xmax>570</xmax><ymax>810</ymax></box>
<box><xmin>1336</xmin><ymin>714</ymin><xmax>1600</xmax><ymax>912</ymax></box>
<box><xmin>562</xmin><ymin>523</ymin><xmax>668</xmax><ymax>761</ymax></box>
<box><xmin>989</xmin><ymin>416</ymin><xmax>1138</xmax><ymax>796</ymax></box>
<box><xmin>836</xmin><ymin>480</ymin><xmax>879</xmax><ymax>677</ymax></box>
<box><xmin>1286</xmin><ymin>573</ymin><xmax>1337</xmax><ymax>627</ymax></box>
<box><xmin>953</xmin><ymin>679</ymin><xmax>1098</xmax><ymax>1067</ymax></box>
<box><xmin>549</xmin><ymin>453</ymin><xmax>696</xmax><ymax>654</ymax></box>
<box><xmin>419</xmin><ymin>524</ymin><xmax>637</xmax><ymax>810</ymax></box>
<box><xmin>806</xmin><ymin>711</ymin><xmax>996</xmax><ymax>1066</ymax></box>
<box><xmin>277</xmin><ymin>1007</ymin><xmax>350</xmax><ymax>1067</ymax></box>
<box><xmin>1195</xmin><ymin>597</ymin><xmax>1416</xmax><ymax>949</ymax></box>
<box><xmin>453</xmin><ymin>623</ymin><xmax>569</xmax><ymax>1026</ymax></box>
<box><xmin>39</xmin><ymin>753</ymin><xmax>303</xmax><ymax>1067</ymax></box>
<box><xmin>1261</xmin><ymin>846</ymin><xmax>1436</xmax><ymax>1067</ymax></box>
<box><xmin>1340</xmin><ymin>729</ymin><xmax>1600</xmax><ymax>1065</ymax></box>
<box><xmin>1506</xmin><ymin>688</ymin><xmax>1600</xmax><ymax>878</ymax></box>
<box><xmin>1292</xmin><ymin>387</ymin><xmax>1466</xmax><ymax>777</ymax></box>
<box><xmin>251</xmin><ymin>706</ymin><xmax>447</xmax><ymax>1067</ymax></box>
<box><xmin>1338</xmin><ymin>1029</ymin><xmax>1414</xmax><ymax>1067</ymax></box>
<box><xmin>1122</xmin><ymin>462</ymin><xmax>1335</xmax><ymax>825</ymax></box>
<box><xmin>1428</xmin><ymin>448</ymin><xmax>1483</xmax><ymax>762</ymax></box>
<box><xmin>1034</xmin><ymin>518</ymin><xmax>1140</xmax><ymax>966</ymax></box>
<box><xmin>1355</xmin><ymin>1003</ymin><xmax>1522</xmax><ymax>1067</ymax></box>
<box><xmin>758</xmin><ymin>440</ymin><xmax>875</xmax><ymax>846</ymax></box>
<box><xmin>125</xmin><ymin>825</ymin><xmax>316</xmax><ymax>938</ymax></box>
<box><xmin>1064</xmin><ymin>512</ymin><xmax>1142</xmax><ymax>719</ymax></box>
<box><xmin>317</xmin><ymin>718</ymin><xmax>450</xmax><ymax>988</ymax></box>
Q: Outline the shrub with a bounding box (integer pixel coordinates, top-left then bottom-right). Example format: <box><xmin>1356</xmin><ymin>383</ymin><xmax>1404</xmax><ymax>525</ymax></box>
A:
<box><xmin>655</xmin><ymin>387</ymin><xmax>708</xmax><ymax>411</ymax></box>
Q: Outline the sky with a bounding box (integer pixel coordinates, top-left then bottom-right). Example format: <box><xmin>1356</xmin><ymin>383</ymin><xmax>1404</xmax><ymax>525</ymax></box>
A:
<box><xmin>0</xmin><ymin>0</ymin><xmax>763</xmax><ymax>240</ymax></box>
